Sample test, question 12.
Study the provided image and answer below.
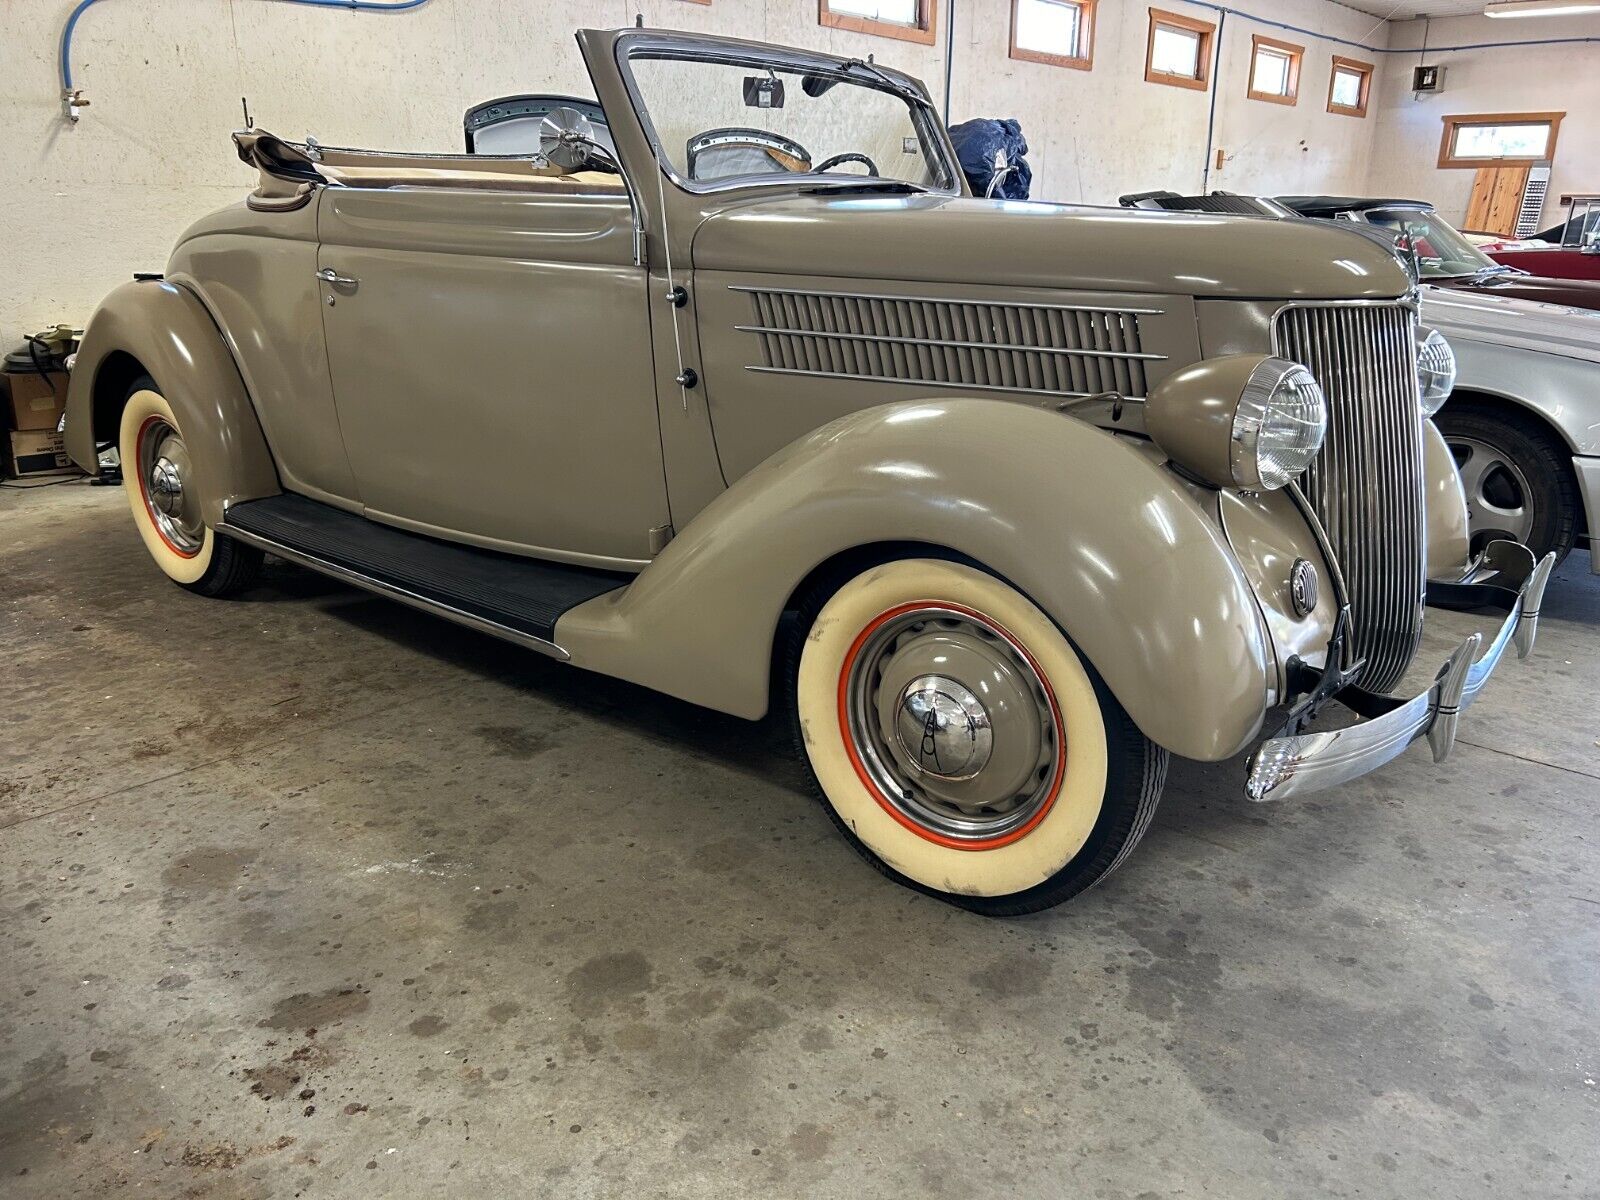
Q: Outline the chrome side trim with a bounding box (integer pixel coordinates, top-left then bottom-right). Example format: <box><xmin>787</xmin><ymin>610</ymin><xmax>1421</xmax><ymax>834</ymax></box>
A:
<box><xmin>733</xmin><ymin>325</ymin><xmax>1166</xmax><ymax>361</ymax></box>
<box><xmin>729</xmin><ymin>284</ymin><xmax>1164</xmax><ymax>316</ymax></box>
<box><xmin>216</xmin><ymin>524</ymin><xmax>573</xmax><ymax>662</ymax></box>
<box><xmin>743</xmin><ymin>365</ymin><xmax>1132</xmax><ymax>401</ymax></box>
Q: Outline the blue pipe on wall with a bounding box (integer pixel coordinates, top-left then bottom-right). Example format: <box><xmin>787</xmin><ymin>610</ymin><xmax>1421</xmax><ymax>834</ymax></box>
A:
<box><xmin>60</xmin><ymin>0</ymin><xmax>432</xmax><ymax>94</ymax></box>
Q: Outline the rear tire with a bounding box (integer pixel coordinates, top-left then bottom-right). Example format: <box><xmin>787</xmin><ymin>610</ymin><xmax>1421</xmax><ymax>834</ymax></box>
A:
<box><xmin>789</xmin><ymin>558</ymin><xmax>1167</xmax><ymax>916</ymax></box>
<box><xmin>118</xmin><ymin>377</ymin><xmax>263</xmax><ymax>598</ymax></box>
<box><xmin>1436</xmin><ymin>400</ymin><xmax>1579</xmax><ymax>565</ymax></box>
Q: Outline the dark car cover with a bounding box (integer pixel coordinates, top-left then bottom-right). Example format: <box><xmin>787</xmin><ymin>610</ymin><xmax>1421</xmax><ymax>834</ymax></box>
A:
<box><xmin>948</xmin><ymin>118</ymin><xmax>1032</xmax><ymax>200</ymax></box>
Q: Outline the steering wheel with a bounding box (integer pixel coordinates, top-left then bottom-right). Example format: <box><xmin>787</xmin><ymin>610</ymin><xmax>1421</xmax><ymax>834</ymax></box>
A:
<box><xmin>815</xmin><ymin>152</ymin><xmax>878</xmax><ymax>176</ymax></box>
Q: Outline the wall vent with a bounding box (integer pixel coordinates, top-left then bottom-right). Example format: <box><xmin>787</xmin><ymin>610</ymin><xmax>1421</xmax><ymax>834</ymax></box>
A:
<box><xmin>1513</xmin><ymin>164</ymin><xmax>1552</xmax><ymax>239</ymax></box>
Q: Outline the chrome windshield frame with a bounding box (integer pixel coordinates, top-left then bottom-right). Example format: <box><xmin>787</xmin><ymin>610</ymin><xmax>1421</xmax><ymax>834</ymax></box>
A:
<box><xmin>610</xmin><ymin>30</ymin><xmax>961</xmax><ymax>199</ymax></box>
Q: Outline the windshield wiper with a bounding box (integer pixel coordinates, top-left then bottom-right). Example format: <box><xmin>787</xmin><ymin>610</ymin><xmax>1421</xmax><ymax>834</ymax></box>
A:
<box><xmin>1469</xmin><ymin>263</ymin><xmax>1514</xmax><ymax>283</ymax></box>
<box><xmin>838</xmin><ymin>57</ymin><xmax>927</xmax><ymax>106</ymax></box>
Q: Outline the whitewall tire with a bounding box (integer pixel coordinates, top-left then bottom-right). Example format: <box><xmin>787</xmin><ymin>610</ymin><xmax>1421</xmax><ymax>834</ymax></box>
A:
<box><xmin>118</xmin><ymin>379</ymin><xmax>262</xmax><ymax>597</ymax></box>
<box><xmin>792</xmin><ymin>558</ymin><xmax>1166</xmax><ymax>915</ymax></box>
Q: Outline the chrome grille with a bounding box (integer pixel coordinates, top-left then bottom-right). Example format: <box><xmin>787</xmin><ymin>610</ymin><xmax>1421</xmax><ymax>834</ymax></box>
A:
<box><xmin>736</xmin><ymin>286</ymin><xmax>1161</xmax><ymax>398</ymax></box>
<box><xmin>1275</xmin><ymin>303</ymin><xmax>1425</xmax><ymax>693</ymax></box>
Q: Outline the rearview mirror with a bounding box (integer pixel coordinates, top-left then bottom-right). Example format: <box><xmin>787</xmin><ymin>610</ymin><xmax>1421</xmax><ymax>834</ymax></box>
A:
<box><xmin>538</xmin><ymin>106</ymin><xmax>599</xmax><ymax>173</ymax></box>
<box><xmin>743</xmin><ymin>75</ymin><xmax>785</xmax><ymax>110</ymax></box>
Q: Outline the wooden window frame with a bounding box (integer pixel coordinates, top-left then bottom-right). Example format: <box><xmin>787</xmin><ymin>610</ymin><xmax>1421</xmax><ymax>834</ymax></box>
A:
<box><xmin>819</xmin><ymin>0</ymin><xmax>937</xmax><ymax>46</ymax></box>
<box><xmin>1009</xmin><ymin>0</ymin><xmax>1096</xmax><ymax>72</ymax></box>
<box><xmin>1144</xmin><ymin>8</ymin><xmax>1215</xmax><ymax>92</ymax></box>
<box><xmin>1326</xmin><ymin>55</ymin><xmax>1373</xmax><ymax>118</ymax></box>
<box><xmin>1246</xmin><ymin>34</ymin><xmax>1303</xmax><ymax>106</ymax></box>
<box><xmin>1438</xmin><ymin>111</ymin><xmax>1565</xmax><ymax>169</ymax></box>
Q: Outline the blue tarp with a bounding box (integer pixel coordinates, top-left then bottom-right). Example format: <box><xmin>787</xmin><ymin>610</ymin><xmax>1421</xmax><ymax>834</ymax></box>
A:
<box><xmin>948</xmin><ymin>118</ymin><xmax>1032</xmax><ymax>200</ymax></box>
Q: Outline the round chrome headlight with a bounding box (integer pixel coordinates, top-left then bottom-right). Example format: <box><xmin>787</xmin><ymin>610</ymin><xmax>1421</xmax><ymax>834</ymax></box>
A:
<box><xmin>1230</xmin><ymin>358</ymin><xmax>1328</xmax><ymax>491</ymax></box>
<box><xmin>1146</xmin><ymin>355</ymin><xmax>1328</xmax><ymax>492</ymax></box>
<box><xmin>1416</xmin><ymin>326</ymin><xmax>1456</xmax><ymax>418</ymax></box>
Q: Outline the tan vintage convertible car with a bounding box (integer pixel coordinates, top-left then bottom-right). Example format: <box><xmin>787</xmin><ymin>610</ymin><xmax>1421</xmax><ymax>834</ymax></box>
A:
<box><xmin>65</xmin><ymin>28</ymin><xmax>1554</xmax><ymax>914</ymax></box>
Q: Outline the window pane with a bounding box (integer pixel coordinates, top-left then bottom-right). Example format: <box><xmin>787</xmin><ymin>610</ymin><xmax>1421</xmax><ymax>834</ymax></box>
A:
<box><xmin>827</xmin><ymin>0</ymin><xmax>922</xmax><ymax>25</ymax></box>
<box><xmin>1251</xmin><ymin>47</ymin><xmax>1291</xmax><ymax>95</ymax></box>
<box><xmin>1016</xmin><ymin>0</ymin><xmax>1082</xmax><ymax>58</ymax></box>
<box><xmin>1151</xmin><ymin>26</ymin><xmax>1200</xmax><ymax>77</ymax></box>
<box><xmin>1331</xmin><ymin>67</ymin><xmax>1363</xmax><ymax>108</ymax></box>
<box><xmin>1453</xmin><ymin>122</ymin><xmax>1551</xmax><ymax>159</ymax></box>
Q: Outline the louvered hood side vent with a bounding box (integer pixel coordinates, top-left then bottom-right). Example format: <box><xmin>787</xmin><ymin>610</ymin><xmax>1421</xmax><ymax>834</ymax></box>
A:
<box><xmin>734</xmin><ymin>286</ymin><xmax>1162</xmax><ymax>399</ymax></box>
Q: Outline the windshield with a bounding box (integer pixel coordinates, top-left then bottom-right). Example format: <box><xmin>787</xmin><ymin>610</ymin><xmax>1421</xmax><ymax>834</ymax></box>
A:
<box><xmin>621</xmin><ymin>43</ymin><xmax>953</xmax><ymax>193</ymax></box>
<box><xmin>1359</xmin><ymin>208</ymin><xmax>1497</xmax><ymax>278</ymax></box>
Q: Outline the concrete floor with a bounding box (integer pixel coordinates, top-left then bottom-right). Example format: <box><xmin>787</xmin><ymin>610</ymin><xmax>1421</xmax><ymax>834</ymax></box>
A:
<box><xmin>3</xmin><ymin>482</ymin><xmax>1597</xmax><ymax>1199</ymax></box>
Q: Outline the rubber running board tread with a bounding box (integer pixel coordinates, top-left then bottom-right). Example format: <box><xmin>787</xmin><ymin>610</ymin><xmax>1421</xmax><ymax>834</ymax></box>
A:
<box><xmin>223</xmin><ymin>494</ymin><xmax>629</xmax><ymax>642</ymax></box>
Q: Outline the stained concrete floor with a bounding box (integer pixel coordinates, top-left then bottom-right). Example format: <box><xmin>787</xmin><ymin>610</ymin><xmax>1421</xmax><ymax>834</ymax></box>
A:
<box><xmin>2</xmin><ymin>481</ymin><xmax>1597</xmax><ymax>1199</ymax></box>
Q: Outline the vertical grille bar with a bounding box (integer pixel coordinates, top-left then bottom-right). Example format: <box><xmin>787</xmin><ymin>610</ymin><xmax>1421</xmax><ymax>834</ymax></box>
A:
<box><xmin>1275</xmin><ymin>303</ymin><xmax>1425</xmax><ymax>693</ymax></box>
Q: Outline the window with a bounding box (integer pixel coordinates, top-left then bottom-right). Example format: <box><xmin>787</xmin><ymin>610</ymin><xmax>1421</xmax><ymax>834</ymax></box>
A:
<box><xmin>1145</xmin><ymin>8</ymin><xmax>1215</xmax><ymax>91</ymax></box>
<box><xmin>1438</xmin><ymin>111</ymin><xmax>1564</xmax><ymax>168</ymax></box>
<box><xmin>1011</xmin><ymin>0</ymin><xmax>1096</xmax><ymax>71</ymax></box>
<box><xmin>819</xmin><ymin>0</ymin><xmax>937</xmax><ymax>45</ymax></box>
<box><xmin>1327</xmin><ymin>55</ymin><xmax>1373</xmax><ymax>118</ymax></box>
<box><xmin>1247</xmin><ymin>35</ymin><xmax>1302</xmax><ymax>105</ymax></box>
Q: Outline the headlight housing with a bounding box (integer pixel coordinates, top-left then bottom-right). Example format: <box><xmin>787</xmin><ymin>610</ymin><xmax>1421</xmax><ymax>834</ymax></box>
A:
<box><xmin>1232</xmin><ymin>359</ymin><xmax>1328</xmax><ymax>490</ymax></box>
<box><xmin>1416</xmin><ymin>326</ymin><xmax>1456</xmax><ymax>417</ymax></box>
<box><xmin>1146</xmin><ymin>355</ymin><xmax>1327</xmax><ymax>492</ymax></box>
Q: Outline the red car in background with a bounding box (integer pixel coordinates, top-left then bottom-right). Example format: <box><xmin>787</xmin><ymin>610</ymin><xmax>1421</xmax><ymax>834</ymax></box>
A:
<box><xmin>1474</xmin><ymin>198</ymin><xmax>1600</xmax><ymax>282</ymax></box>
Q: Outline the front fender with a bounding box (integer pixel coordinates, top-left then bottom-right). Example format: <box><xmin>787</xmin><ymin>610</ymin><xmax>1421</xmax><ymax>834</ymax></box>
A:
<box><xmin>557</xmin><ymin>399</ymin><xmax>1273</xmax><ymax>761</ymax></box>
<box><xmin>65</xmin><ymin>279</ymin><xmax>279</xmax><ymax>527</ymax></box>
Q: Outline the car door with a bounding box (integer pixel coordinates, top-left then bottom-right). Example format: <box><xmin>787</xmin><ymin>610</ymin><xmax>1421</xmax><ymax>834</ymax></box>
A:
<box><xmin>317</xmin><ymin>182</ymin><xmax>668</xmax><ymax>566</ymax></box>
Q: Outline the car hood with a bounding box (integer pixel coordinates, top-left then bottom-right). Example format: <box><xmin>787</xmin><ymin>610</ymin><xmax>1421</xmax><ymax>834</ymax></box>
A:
<box><xmin>1434</xmin><ymin>273</ymin><xmax>1600</xmax><ymax>312</ymax></box>
<box><xmin>692</xmin><ymin>193</ymin><xmax>1413</xmax><ymax>300</ymax></box>
<box><xmin>1420</xmin><ymin>284</ymin><xmax>1600</xmax><ymax>365</ymax></box>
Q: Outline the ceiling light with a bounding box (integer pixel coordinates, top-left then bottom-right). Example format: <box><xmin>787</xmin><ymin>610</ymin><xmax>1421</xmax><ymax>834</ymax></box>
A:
<box><xmin>1485</xmin><ymin>1</ymin><xmax>1600</xmax><ymax>16</ymax></box>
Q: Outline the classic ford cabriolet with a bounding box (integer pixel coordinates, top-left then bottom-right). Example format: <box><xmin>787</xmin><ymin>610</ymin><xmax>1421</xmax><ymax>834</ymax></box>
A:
<box><xmin>65</xmin><ymin>28</ymin><xmax>1554</xmax><ymax>914</ymax></box>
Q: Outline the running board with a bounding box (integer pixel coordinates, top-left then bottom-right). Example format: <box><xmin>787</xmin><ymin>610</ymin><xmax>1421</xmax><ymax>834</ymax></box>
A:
<box><xmin>219</xmin><ymin>494</ymin><xmax>631</xmax><ymax>660</ymax></box>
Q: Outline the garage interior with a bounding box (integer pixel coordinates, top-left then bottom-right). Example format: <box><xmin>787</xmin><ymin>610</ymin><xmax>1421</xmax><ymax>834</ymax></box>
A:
<box><xmin>4</xmin><ymin>1</ymin><xmax>1599</xmax><ymax>1196</ymax></box>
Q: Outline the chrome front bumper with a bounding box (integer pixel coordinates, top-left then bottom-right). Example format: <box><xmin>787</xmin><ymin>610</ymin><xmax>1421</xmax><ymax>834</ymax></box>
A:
<box><xmin>1245</xmin><ymin>542</ymin><xmax>1555</xmax><ymax>802</ymax></box>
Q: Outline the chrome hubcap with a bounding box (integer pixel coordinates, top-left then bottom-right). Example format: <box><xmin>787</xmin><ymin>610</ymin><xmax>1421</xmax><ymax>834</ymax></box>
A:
<box><xmin>846</xmin><ymin>606</ymin><xmax>1061</xmax><ymax>843</ymax></box>
<box><xmin>1449</xmin><ymin>435</ymin><xmax>1535</xmax><ymax>554</ymax></box>
<box><xmin>137</xmin><ymin>419</ymin><xmax>204</xmax><ymax>554</ymax></box>
<box><xmin>894</xmin><ymin>675</ymin><xmax>994</xmax><ymax>782</ymax></box>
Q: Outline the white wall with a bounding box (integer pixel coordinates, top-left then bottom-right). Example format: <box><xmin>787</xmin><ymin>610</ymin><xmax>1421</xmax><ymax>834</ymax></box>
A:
<box><xmin>951</xmin><ymin>0</ymin><xmax>1390</xmax><ymax>205</ymax></box>
<box><xmin>1365</xmin><ymin>13</ymin><xmax>1600</xmax><ymax>230</ymax></box>
<box><xmin>3</xmin><ymin>0</ymin><xmax>1391</xmax><ymax>338</ymax></box>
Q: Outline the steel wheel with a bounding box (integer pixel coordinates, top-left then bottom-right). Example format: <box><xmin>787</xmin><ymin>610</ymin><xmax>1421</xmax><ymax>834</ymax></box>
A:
<box><xmin>843</xmin><ymin>604</ymin><xmax>1063</xmax><ymax>849</ymax></box>
<box><xmin>791</xmin><ymin>558</ymin><xmax>1167</xmax><ymax>914</ymax></box>
<box><xmin>134</xmin><ymin>415</ymin><xmax>206</xmax><ymax>557</ymax></box>
<box><xmin>1448</xmin><ymin>434</ymin><xmax>1535</xmax><ymax>554</ymax></box>
<box><xmin>117</xmin><ymin>379</ymin><xmax>262</xmax><ymax>596</ymax></box>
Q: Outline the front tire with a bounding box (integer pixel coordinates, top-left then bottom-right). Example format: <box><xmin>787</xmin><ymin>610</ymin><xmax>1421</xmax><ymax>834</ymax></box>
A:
<box><xmin>1436</xmin><ymin>401</ymin><xmax>1579</xmax><ymax>565</ymax></box>
<box><xmin>791</xmin><ymin>559</ymin><xmax>1167</xmax><ymax>916</ymax></box>
<box><xmin>118</xmin><ymin>379</ymin><xmax>262</xmax><ymax>597</ymax></box>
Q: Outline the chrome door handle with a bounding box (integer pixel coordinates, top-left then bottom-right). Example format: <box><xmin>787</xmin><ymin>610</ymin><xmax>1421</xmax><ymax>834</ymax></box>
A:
<box><xmin>316</xmin><ymin>267</ymin><xmax>357</xmax><ymax>286</ymax></box>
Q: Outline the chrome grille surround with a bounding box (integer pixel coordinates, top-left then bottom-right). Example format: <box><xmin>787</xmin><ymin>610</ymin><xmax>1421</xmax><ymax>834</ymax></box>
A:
<box><xmin>1273</xmin><ymin>301</ymin><xmax>1426</xmax><ymax>694</ymax></box>
<box><xmin>735</xmin><ymin>286</ymin><xmax>1163</xmax><ymax>399</ymax></box>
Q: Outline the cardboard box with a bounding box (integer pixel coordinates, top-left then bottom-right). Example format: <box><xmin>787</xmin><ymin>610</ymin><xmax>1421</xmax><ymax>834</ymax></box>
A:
<box><xmin>5</xmin><ymin>428</ymin><xmax>76</xmax><ymax>478</ymax></box>
<box><xmin>2</xmin><ymin>369</ymin><xmax>69</xmax><ymax>431</ymax></box>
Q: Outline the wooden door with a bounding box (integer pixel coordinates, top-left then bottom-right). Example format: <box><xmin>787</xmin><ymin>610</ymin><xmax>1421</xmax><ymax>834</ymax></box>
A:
<box><xmin>1465</xmin><ymin>166</ymin><xmax>1530</xmax><ymax>236</ymax></box>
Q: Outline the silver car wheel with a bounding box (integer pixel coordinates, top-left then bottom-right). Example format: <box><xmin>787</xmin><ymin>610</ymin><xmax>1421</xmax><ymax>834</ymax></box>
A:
<box><xmin>136</xmin><ymin>417</ymin><xmax>205</xmax><ymax>556</ymax></box>
<box><xmin>1448</xmin><ymin>435</ymin><xmax>1535</xmax><ymax>552</ymax></box>
<box><xmin>844</xmin><ymin>605</ymin><xmax>1063</xmax><ymax>844</ymax></box>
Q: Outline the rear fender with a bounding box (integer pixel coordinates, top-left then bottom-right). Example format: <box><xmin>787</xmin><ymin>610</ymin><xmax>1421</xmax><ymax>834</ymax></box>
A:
<box><xmin>66</xmin><ymin>279</ymin><xmax>279</xmax><ymax>526</ymax></box>
<box><xmin>557</xmin><ymin>399</ymin><xmax>1274</xmax><ymax>762</ymax></box>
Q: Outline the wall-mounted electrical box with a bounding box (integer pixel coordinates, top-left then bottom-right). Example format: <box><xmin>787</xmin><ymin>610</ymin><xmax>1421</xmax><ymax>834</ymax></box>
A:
<box><xmin>1412</xmin><ymin>64</ymin><xmax>1445</xmax><ymax>93</ymax></box>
